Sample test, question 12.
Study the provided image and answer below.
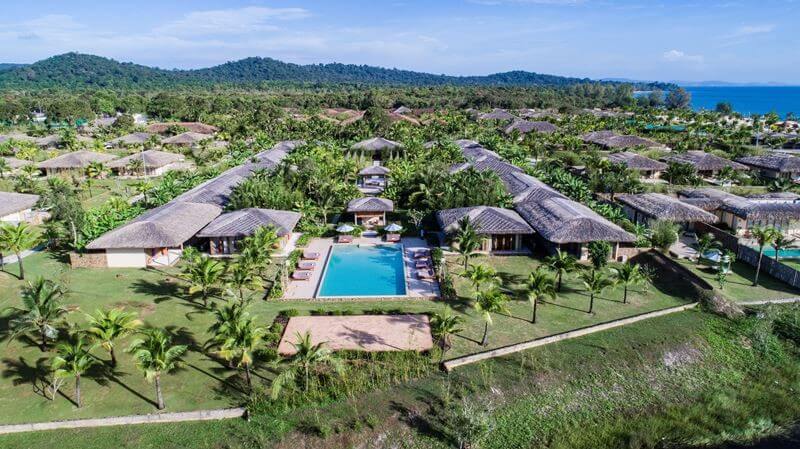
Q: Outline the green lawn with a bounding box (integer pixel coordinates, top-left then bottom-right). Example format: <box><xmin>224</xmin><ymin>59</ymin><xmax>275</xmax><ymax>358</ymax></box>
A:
<box><xmin>676</xmin><ymin>258</ymin><xmax>800</xmax><ymax>302</ymax></box>
<box><xmin>81</xmin><ymin>177</ymin><xmax>151</xmax><ymax>208</ymax></box>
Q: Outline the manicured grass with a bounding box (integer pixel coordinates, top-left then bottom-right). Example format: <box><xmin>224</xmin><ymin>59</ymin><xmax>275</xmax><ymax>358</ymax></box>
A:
<box><xmin>677</xmin><ymin>258</ymin><xmax>800</xmax><ymax>302</ymax></box>
<box><xmin>81</xmin><ymin>177</ymin><xmax>151</xmax><ymax>208</ymax></box>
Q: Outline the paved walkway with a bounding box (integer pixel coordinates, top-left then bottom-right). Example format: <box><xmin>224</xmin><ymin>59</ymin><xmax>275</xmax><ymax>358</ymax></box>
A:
<box><xmin>740</xmin><ymin>296</ymin><xmax>800</xmax><ymax>306</ymax></box>
<box><xmin>0</xmin><ymin>407</ymin><xmax>245</xmax><ymax>435</ymax></box>
<box><xmin>1</xmin><ymin>244</ymin><xmax>45</xmax><ymax>266</ymax></box>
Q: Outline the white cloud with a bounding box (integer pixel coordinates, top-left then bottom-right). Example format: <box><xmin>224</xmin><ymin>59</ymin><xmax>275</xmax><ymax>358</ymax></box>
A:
<box><xmin>153</xmin><ymin>7</ymin><xmax>310</xmax><ymax>37</ymax></box>
<box><xmin>663</xmin><ymin>49</ymin><xmax>704</xmax><ymax>63</ymax></box>
<box><xmin>734</xmin><ymin>24</ymin><xmax>775</xmax><ymax>36</ymax></box>
<box><xmin>467</xmin><ymin>0</ymin><xmax>584</xmax><ymax>5</ymax></box>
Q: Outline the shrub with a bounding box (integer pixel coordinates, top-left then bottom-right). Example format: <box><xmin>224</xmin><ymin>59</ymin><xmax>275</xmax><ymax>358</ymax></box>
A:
<box><xmin>650</xmin><ymin>220</ymin><xmax>679</xmax><ymax>251</ymax></box>
<box><xmin>279</xmin><ymin>308</ymin><xmax>300</xmax><ymax>317</ymax></box>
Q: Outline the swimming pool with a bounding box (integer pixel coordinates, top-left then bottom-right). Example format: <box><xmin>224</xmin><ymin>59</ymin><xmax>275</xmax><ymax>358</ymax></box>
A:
<box><xmin>317</xmin><ymin>244</ymin><xmax>407</xmax><ymax>297</ymax></box>
<box><xmin>762</xmin><ymin>247</ymin><xmax>800</xmax><ymax>259</ymax></box>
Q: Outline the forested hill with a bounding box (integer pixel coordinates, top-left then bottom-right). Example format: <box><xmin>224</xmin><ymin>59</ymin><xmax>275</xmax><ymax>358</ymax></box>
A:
<box><xmin>0</xmin><ymin>53</ymin><xmax>675</xmax><ymax>90</ymax></box>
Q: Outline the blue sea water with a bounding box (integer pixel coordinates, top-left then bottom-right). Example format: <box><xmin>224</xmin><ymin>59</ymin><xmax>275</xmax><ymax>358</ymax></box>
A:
<box><xmin>318</xmin><ymin>244</ymin><xmax>407</xmax><ymax>297</ymax></box>
<box><xmin>685</xmin><ymin>86</ymin><xmax>800</xmax><ymax>118</ymax></box>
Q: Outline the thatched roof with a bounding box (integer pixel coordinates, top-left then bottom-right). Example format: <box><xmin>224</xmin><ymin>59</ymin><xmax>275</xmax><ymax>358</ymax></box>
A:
<box><xmin>87</xmin><ymin>201</ymin><xmax>222</xmax><ymax>249</ymax></box>
<box><xmin>748</xmin><ymin>192</ymin><xmax>800</xmax><ymax>201</ymax></box>
<box><xmin>0</xmin><ymin>133</ymin><xmax>37</xmax><ymax>144</ymax></box>
<box><xmin>92</xmin><ymin>117</ymin><xmax>117</xmax><ymax>127</ymax></box>
<box><xmin>0</xmin><ymin>192</ymin><xmax>39</xmax><ymax>217</ymax></box>
<box><xmin>35</xmin><ymin>134</ymin><xmax>62</xmax><ymax>148</ymax></box>
<box><xmin>478</xmin><ymin>109</ymin><xmax>517</xmax><ymax>121</ymax></box>
<box><xmin>2</xmin><ymin>156</ymin><xmax>29</xmax><ymax>170</ymax></box>
<box><xmin>515</xmin><ymin>197</ymin><xmax>636</xmax><ymax>244</ymax></box>
<box><xmin>350</xmin><ymin>137</ymin><xmax>401</xmax><ymax>152</ymax></box>
<box><xmin>106</xmin><ymin>132</ymin><xmax>156</xmax><ymax>147</ymax></box>
<box><xmin>504</xmin><ymin>120</ymin><xmax>558</xmax><ymax>135</ymax></box>
<box><xmin>665</xmin><ymin>151</ymin><xmax>748</xmax><ymax>171</ymax></box>
<box><xmin>455</xmin><ymin>140</ymin><xmax>502</xmax><ymax>159</ymax></box>
<box><xmin>735</xmin><ymin>154</ymin><xmax>800</xmax><ymax>173</ymax></box>
<box><xmin>508</xmin><ymin>172</ymin><xmax>568</xmax><ymax>204</ymax></box>
<box><xmin>436</xmin><ymin>206</ymin><xmax>533</xmax><ymax>235</ymax></box>
<box><xmin>583</xmin><ymin>131</ymin><xmax>664</xmax><ymax>149</ymax></box>
<box><xmin>197</xmin><ymin>208</ymin><xmax>301</xmax><ymax>238</ymax></box>
<box><xmin>679</xmin><ymin>188</ymin><xmax>800</xmax><ymax>220</ymax></box>
<box><xmin>393</xmin><ymin>106</ymin><xmax>412</xmax><ymax>115</ymax></box>
<box><xmin>253</xmin><ymin>140</ymin><xmax>305</xmax><ymax>164</ymax></box>
<box><xmin>107</xmin><ymin>150</ymin><xmax>185</xmax><ymax>169</ymax></box>
<box><xmin>358</xmin><ymin>165</ymin><xmax>391</xmax><ymax>176</ymax></box>
<box><xmin>347</xmin><ymin>197</ymin><xmax>394</xmax><ymax>212</ymax></box>
<box><xmin>607</xmin><ymin>151</ymin><xmax>668</xmax><ymax>171</ymax></box>
<box><xmin>37</xmin><ymin>151</ymin><xmax>117</xmax><ymax>169</ymax></box>
<box><xmin>146</xmin><ymin>122</ymin><xmax>218</xmax><ymax>135</ymax></box>
<box><xmin>616</xmin><ymin>193</ymin><xmax>718</xmax><ymax>223</ymax></box>
<box><xmin>161</xmin><ymin>132</ymin><xmax>212</xmax><ymax>146</ymax></box>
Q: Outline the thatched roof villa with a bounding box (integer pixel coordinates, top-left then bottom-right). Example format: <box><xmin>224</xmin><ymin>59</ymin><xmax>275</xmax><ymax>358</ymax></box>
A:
<box><xmin>37</xmin><ymin>151</ymin><xmax>118</xmax><ymax>176</ymax></box>
<box><xmin>616</xmin><ymin>193</ymin><xmax>718</xmax><ymax>228</ymax></box>
<box><xmin>607</xmin><ymin>151</ymin><xmax>668</xmax><ymax>180</ymax></box>
<box><xmin>347</xmin><ymin>197</ymin><xmax>394</xmax><ymax>227</ymax></box>
<box><xmin>478</xmin><ymin>108</ymin><xmax>517</xmax><ymax>121</ymax></box>
<box><xmin>678</xmin><ymin>188</ymin><xmax>800</xmax><ymax>235</ymax></box>
<box><xmin>665</xmin><ymin>151</ymin><xmax>749</xmax><ymax>178</ymax></box>
<box><xmin>161</xmin><ymin>132</ymin><xmax>213</xmax><ymax>147</ymax></box>
<box><xmin>107</xmin><ymin>150</ymin><xmax>187</xmax><ymax>177</ymax></box>
<box><xmin>436</xmin><ymin>206</ymin><xmax>533</xmax><ymax>253</ymax></box>
<box><xmin>0</xmin><ymin>191</ymin><xmax>40</xmax><ymax>223</ymax></box>
<box><xmin>106</xmin><ymin>132</ymin><xmax>157</xmax><ymax>148</ymax></box>
<box><xmin>348</xmin><ymin>137</ymin><xmax>402</xmax><ymax>161</ymax></box>
<box><xmin>583</xmin><ymin>131</ymin><xmax>667</xmax><ymax>150</ymax></box>
<box><xmin>197</xmin><ymin>208</ymin><xmax>301</xmax><ymax>255</ymax></box>
<box><xmin>504</xmin><ymin>120</ymin><xmax>558</xmax><ymax>136</ymax></box>
<box><xmin>735</xmin><ymin>154</ymin><xmax>800</xmax><ymax>180</ymax></box>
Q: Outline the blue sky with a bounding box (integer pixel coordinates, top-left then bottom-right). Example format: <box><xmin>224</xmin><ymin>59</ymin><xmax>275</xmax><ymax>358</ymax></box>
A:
<box><xmin>1</xmin><ymin>0</ymin><xmax>798</xmax><ymax>83</ymax></box>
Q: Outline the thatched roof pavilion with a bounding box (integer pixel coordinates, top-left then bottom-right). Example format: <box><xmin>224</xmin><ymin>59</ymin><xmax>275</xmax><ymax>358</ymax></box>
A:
<box><xmin>665</xmin><ymin>151</ymin><xmax>748</xmax><ymax>172</ymax></box>
<box><xmin>607</xmin><ymin>151</ymin><xmax>668</xmax><ymax>171</ymax></box>
<box><xmin>107</xmin><ymin>150</ymin><xmax>186</xmax><ymax>175</ymax></box>
<box><xmin>106</xmin><ymin>132</ymin><xmax>156</xmax><ymax>147</ymax></box>
<box><xmin>197</xmin><ymin>208</ymin><xmax>301</xmax><ymax>239</ymax></box>
<box><xmin>616</xmin><ymin>193</ymin><xmax>718</xmax><ymax>224</ymax></box>
<box><xmin>347</xmin><ymin>197</ymin><xmax>394</xmax><ymax>213</ymax></box>
<box><xmin>515</xmin><ymin>197</ymin><xmax>636</xmax><ymax>244</ymax></box>
<box><xmin>350</xmin><ymin>137</ymin><xmax>401</xmax><ymax>152</ymax></box>
<box><xmin>504</xmin><ymin>120</ymin><xmax>558</xmax><ymax>135</ymax></box>
<box><xmin>358</xmin><ymin>165</ymin><xmax>391</xmax><ymax>176</ymax></box>
<box><xmin>37</xmin><ymin>151</ymin><xmax>117</xmax><ymax>171</ymax></box>
<box><xmin>436</xmin><ymin>206</ymin><xmax>533</xmax><ymax>235</ymax></box>
<box><xmin>146</xmin><ymin>122</ymin><xmax>218</xmax><ymax>135</ymax></box>
<box><xmin>0</xmin><ymin>192</ymin><xmax>39</xmax><ymax>218</ymax></box>
<box><xmin>162</xmin><ymin>132</ymin><xmax>212</xmax><ymax>146</ymax></box>
<box><xmin>735</xmin><ymin>154</ymin><xmax>800</xmax><ymax>174</ymax></box>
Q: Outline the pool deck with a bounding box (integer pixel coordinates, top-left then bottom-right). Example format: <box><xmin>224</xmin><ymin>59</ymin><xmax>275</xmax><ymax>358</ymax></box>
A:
<box><xmin>283</xmin><ymin>236</ymin><xmax>440</xmax><ymax>300</ymax></box>
<box><xmin>277</xmin><ymin>314</ymin><xmax>434</xmax><ymax>354</ymax></box>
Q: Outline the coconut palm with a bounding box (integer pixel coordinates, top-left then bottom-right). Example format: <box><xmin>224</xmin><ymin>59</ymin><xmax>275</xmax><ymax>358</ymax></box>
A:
<box><xmin>9</xmin><ymin>277</ymin><xmax>68</xmax><ymax>350</ymax></box>
<box><xmin>271</xmin><ymin>332</ymin><xmax>345</xmax><ymax>399</ymax></box>
<box><xmin>526</xmin><ymin>267</ymin><xmax>556</xmax><ymax>324</ymax></box>
<box><xmin>695</xmin><ymin>233</ymin><xmax>721</xmax><ymax>264</ymax></box>
<box><xmin>206</xmin><ymin>307</ymin><xmax>266</xmax><ymax>391</ymax></box>
<box><xmin>474</xmin><ymin>288</ymin><xmax>510</xmax><ymax>346</ymax></box>
<box><xmin>453</xmin><ymin>217</ymin><xmax>481</xmax><ymax>271</ymax></box>
<box><xmin>84</xmin><ymin>161</ymin><xmax>106</xmax><ymax>198</ymax></box>
<box><xmin>545</xmin><ymin>249</ymin><xmax>577</xmax><ymax>292</ymax></box>
<box><xmin>610</xmin><ymin>263</ymin><xmax>645</xmax><ymax>305</ymax></box>
<box><xmin>464</xmin><ymin>264</ymin><xmax>500</xmax><ymax>292</ymax></box>
<box><xmin>751</xmin><ymin>226</ymin><xmax>779</xmax><ymax>286</ymax></box>
<box><xmin>133</xmin><ymin>179</ymin><xmax>154</xmax><ymax>204</ymax></box>
<box><xmin>183</xmin><ymin>255</ymin><xmax>227</xmax><ymax>307</ymax></box>
<box><xmin>429</xmin><ymin>307</ymin><xmax>464</xmax><ymax>361</ymax></box>
<box><xmin>0</xmin><ymin>222</ymin><xmax>40</xmax><ymax>280</ymax></box>
<box><xmin>226</xmin><ymin>261</ymin><xmax>263</xmax><ymax>302</ymax></box>
<box><xmin>84</xmin><ymin>308</ymin><xmax>142</xmax><ymax>367</ymax></box>
<box><xmin>580</xmin><ymin>269</ymin><xmax>614</xmax><ymax>314</ymax></box>
<box><xmin>127</xmin><ymin>328</ymin><xmax>187</xmax><ymax>410</ymax></box>
<box><xmin>51</xmin><ymin>334</ymin><xmax>97</xmax><ymax>408</ymax></box>
<box><xmin>772</xmin><ymin>231</ymin><xmax>797</xmax><ymax>262</ymax></box>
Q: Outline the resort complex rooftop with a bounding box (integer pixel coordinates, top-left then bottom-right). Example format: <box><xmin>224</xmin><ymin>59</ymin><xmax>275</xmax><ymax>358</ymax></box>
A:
<box><xmin>0</xmin><ymin>191</ymin><xmax>40</xmax><ymax>218</ymax></box>
<box><xmin>161</xmin><ymin>132</ymin><xmax>213</xmax><ymax>146</ymax></box>
<box><xmin>665</xmin><ymin>151</ymin><xmax>749</xmax><ymax>172</ymax></box>
<box><xmin>478</xmin><ymin>108</ymin><xmax>517</xmax><ymax>121</ymax></box>
<box><xmin>607</xmin><ymin>151</ymin><xmax>668</xmax><ymax>171</ymax></box>
<box><xmin>679</xmin><ymin>188</ymin><xmax>800</xmax><ymax>220</ymax></box>
<box><xmin>583</xmin><ymin>131</ymin><xmax>665</xmax><ymax>149</ymax></box>
<box><xmin>197</xmin><ymin>208</ymin><xmax>301</xmax><ymax>238</ymax></box>
<box><xmin>436</xmin><ymin>206</ymin><xmax>533</xmax><ymax>235</ymax></box>
<box><xmin>616</xmin><ymin>193</ymin><xmax>718</xmax><ymax>223</ymax></box>
<box><xmin>504</xmin><ymin>120</ymin><xmax>558</xmax><ymax>135</ymax></box>
<box><xmin>346</xmin><ymin>197</ymin><xmax>394</xmax><ymax>212</ymax></box>
<box><xmin>106</xmin><ymin>150</ymin><xmax>184</xmax><ymax>170</ymax></box>
<box><xmin>515</xmin><ymin>197</ymin><xmax>636</xmax><ymax>244</ymax></box>
<box><xmin>37</xmin><ymin>151</ymin><xmax>118</xmax><ymax>170</ymax></box>
<box><xmin>350</xmin><ymin>137</ymin><xmax>401</xmax><ymax>152</ymax></box>
<box><xmin>735</xmin><ymin>154</ymin><xmax>800</xmax><ymax>174</ymax></box>
<box><xmin>106</xmin><ymin>132</ymin><xmax>156</xmax><ymax>147</ymax></box>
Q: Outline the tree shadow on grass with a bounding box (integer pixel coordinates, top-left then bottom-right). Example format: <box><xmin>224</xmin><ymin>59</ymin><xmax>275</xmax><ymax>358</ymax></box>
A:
<box><xmin>2</xmin><ymin>356</ymin><xmax>52</xmax><ymax>400</ymax></box>
<box><xmin>452</xmin><ymin>332</ymin><xmax>482</xmax><ymax>346</ymax></box>
<box><xmin>390</xmin><ymin>398</ymin><xmax>454</xmax><ymax>447</ymax></box>
<box><xmin>540</xmin><ymin>299</ymin><xmax>588</xmax><ymax>314</ymax></box>
<box><xmin>92</xmin><ymin>363</ymin><xmax>159</xmax><ymax>408</ymax></box>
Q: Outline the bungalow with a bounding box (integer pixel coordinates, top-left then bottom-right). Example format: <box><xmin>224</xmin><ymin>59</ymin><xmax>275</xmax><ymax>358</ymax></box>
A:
<box><xmin>106</xmin><ymin>132</ymin><xmax>158</xmax><ymax>148</ymax></box>
<box><xmin>747</xmin><ymin>192</ymin><xmax>800</xmax><ymax>204</ymax></box>
<box><xmin>477</xmin><ymin>109</ymin><xmax>517</xmax><ymax>122</ymax></box>
<box><xmin>436</xmin><ymin>206</ymin><xmax>533</xmax><ymax>253</ymax></box>
<box><xmin>616</xmin><ymin>193</ymin><xmax>718</xmax><ymax>229</ymax></box>
<box><xmin>665</xmin><ymin>151</ymin><xmax>749</xmax><ymax>179</ymax></box>
<box><xmin>735</xmin><ymin>154</ymin><xmax>800</xmax><ymax>180</ymax></box>
<box><xmin>607</xmin><ymin>151</ymin><xmax>668</xmax><ymax>180</ymax></box>
<box><xmin>37</xmin><ymin>151</ymin><xmax>118</xmax><ymax>177</ymax></box>
<box><xmin>348</xmin><ymin>137</ymin><xmax>402</xmax><ymax>161</ymax></box>
<box><xmin>146</xmin><ymin>122</ymin><xmax>218</xmax><ymax>135</ymax></box>
<box><xmin>35</xmin><ymin>134</ymin><xmax>93</xmax><ymax>149</ymax></box>
<box><xmin>679</xmin><ymin>188</ymin><xmax>800</xmax><ymax>235</ymax></box>
<box><xmin>85</xmin><ymin>201</ymin><xmax>223</xmax><ymax>268</ymax></box>
<box><xmin>515</xmin><ymin>197</ymin><xmax>636</xmax><ymax>260</ymax></box>
<box><xmin>583</xmin><ymin>131</ymin><xmax>668</xmax><ymax>150</ymax></box>
<box><xmin>347</xmin><ymin>197</ymin><xmax>394</xmax><ymax>228</ymax></box>
<box><xmin>504</xmin><ymin>120</ymin><xmax>558</xmax><ymax>137</ymax></box>
<box><xmin>161</xmin><ymin>132</ymin><xmax>212</xmax><ymax>147</ymax></box>
<box><xmin>357</xmin><ymin>164</ymin><xmax>390</xmax><ymax>194</ymax></box>
<box><xmin>106</xmin><ymin>150</ymin><xmax>187</xmax><ymax>177</ymax></box>
<box><xmin>0</xmin><ymin>192</ymin><xmax>40</xmax><ymax>224</ymax></box>
<box><xmin>197</xmin><ymin>208</ymin><xmax>301</xmax><ymax>255</ymax></box>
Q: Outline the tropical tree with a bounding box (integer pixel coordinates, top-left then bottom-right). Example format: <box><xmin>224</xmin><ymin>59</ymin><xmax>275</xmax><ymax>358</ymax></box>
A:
<box><xmin>587</xmin><ymin>241</ymin><xmax>611</xmax><ymax>271</ymax></box>
<box><xmin>751</xmin><ymin>226</ymin><xmax>778</xmax><ymax>286</ymax></box>
<box><xmin>464</xmin><ymin>264</ymin><xmax>500</xmax><ymax>292</ymax></box>
<box><xmin>51</xmin><ymin>334</ymin><xmax>98</xmax><ymax>408</ymax></box>
<box><xmin>226</xmin><ymin>261</ymin><xmax>263</xmax><ymax>302</ymax></box>
<box><xmin>695</xmin><ymin>233</ymin><xmax>721</xmax><ymax>264</ymax></box>
<box><xmin>9</xmin><ymin>277</ymin><xmax>68</xmax><ymax>350</ymax></box>
<box><xmin>182</xmin><ymin>255</ymin><xmax>227</xmax><ymax>307</ymax></box>
<box><xmin>84</xmin><ymin>161</ymin><xmax>106</xmax><ymax>198</ymax></box>
<box><xmin>526</xmin><ymin>267</ymin><xmax>556</xmax><ymax>324</ymax></box>
<box><xmin>84</xmin><ymin>308</ymin><xmax>142</xmax><ymax>367</ymax></box>
<box><xmin>133</xmin><ymin>179</ymin><xmax>154</xmax><ymax>204</ymax></box>
<box><xmin>580</xmin><ymin>269</ymin><xmax>614</xmax><ymax>314</ymax></box>
<box><xmin>474</xmin><ymin>288</ymin><xmax>510</xmax><ymax>346</ymax></box>
<box><xmin>271</xmin><ymin>332</ymin><xmax>345</xmax><ymax>399</ymax></box>
<box><xmin>429</xmin><ymin>307</ymin><xmax>464</xmax><ymax>361</ymax></box>
<box><xmin>0</xmin><ymin>222</ymin><xmax>40</xmax><ymax>280</ymax></box>
<box><xmin>206</xmin><ymin>306</ymin><xmax>266</xmax><ymax>391</ymax></box>
<box><xmin>452</xmin><ymin>217</ymin><xmax>482</xmax><ymax>271</ymax></box>
<box><xmin>610</xmin><ymin>263</ymin><xmax>645</xmax><ymax>304</ymax></box>
<box><xmin>127</xmin><ymin>328</ymin><xmax>188</xmax><ymax>410</ymax></box>
<box><xmin>545</xmin><ymin>249</ymin><xmax>577</xmax><ymax>292</ymax></box>
<box><xmin>772</xmin><ymin>231</ymin><xmax>797</xmax><ymax>262</ymax></box>
<box><xmin>650</xmin><ymin>220</ymin><xmax>679</xmax><ymax>252</ymax></box>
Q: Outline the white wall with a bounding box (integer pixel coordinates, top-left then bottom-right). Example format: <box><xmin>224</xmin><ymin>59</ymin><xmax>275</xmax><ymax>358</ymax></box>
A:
<box><xmin>106</xmin><ymin>248</ymin><xmax>147</xmax><ymax>268</ymax></box>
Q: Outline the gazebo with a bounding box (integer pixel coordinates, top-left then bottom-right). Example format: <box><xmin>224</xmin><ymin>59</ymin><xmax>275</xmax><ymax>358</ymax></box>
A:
<box><xmin>347</xmin><ymin>197</ymin><xmax>394</xmax><ymax>227</ymax></box>
<box><xmin>348</xmin><ymin>137</ymin><xmax>402</xmax><ymax>161</ymax></box>
<box><xmin>357</xmin><ymin>165</ymin><xmax>391</xmax><ymax>194</ymax></box>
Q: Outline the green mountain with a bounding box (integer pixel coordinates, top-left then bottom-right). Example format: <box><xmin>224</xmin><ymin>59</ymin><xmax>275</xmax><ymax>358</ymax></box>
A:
<box><xmin>0</xmin><ymin>53</ymin><xmax>674</xmax><ymax>90</ymax></box>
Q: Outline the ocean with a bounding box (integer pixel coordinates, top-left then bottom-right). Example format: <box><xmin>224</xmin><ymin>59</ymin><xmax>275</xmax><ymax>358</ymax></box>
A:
<box><xmin>684</xmin><ymin>86</ymin><xmax>800</xmax><ymax>118</ymax></box>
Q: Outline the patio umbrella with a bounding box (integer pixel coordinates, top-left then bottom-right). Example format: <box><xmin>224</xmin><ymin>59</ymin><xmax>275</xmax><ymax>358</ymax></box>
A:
<box><xmin>336</xmin><ymin>224</ymin><xmax>355</xmax><ymax>233</ymax></box>
<box><xmin>385</xmin><ymin>223</ymin><xmax>403</xmax><ymax>232</ymax></box>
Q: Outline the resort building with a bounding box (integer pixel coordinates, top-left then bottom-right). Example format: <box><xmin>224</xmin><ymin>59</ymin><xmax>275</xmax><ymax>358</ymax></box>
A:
<box><xmin>348</xmin><ymin>137</ymin><xmax>402</xmax><ymax>161</ymax></box>
<box><xmin>583</xmin><ymin>131</ymin><xmax>668</xmax><ymax>150</ymax></box>
<box><xmin>106</xmin><ymin>132</ymin><xmax>158</xmax><ymax>148</ymax></box>
<box><xmin>679</xmin><ymin>188</ymin><xmax>800</xmax><ymax>235</ymax></box>
<box><xmin>106</xmin><ymin>150</ymin><xmax>188</xmax><ymax>177</ymax></box>
<box><xmin>197</xmin><ymin>208</ymin><xmax>301</xmax><ymax>256</ymax></box>
<box><xmin>37</xmin><ymin>151</ymin><xmax>118</xmax><ymax>177</ymax></box>
<box><xmin>161</xmin><ymin>132</ymin><xmax>213</xmax><ymax>147</ymax></box>
<box><xmin>735</xmin><ymin>154</ymin><xmax>800</xmax><ymax>180</ymax></box>
<box><xmin>357</xmin><ymin>164</ymin><xmax>390</xmax><ymax>194</ymax></box>
<box><xmin>616</xmin><ymin>193</ymin><xmax>718</xmax><ymax>229</ymax></box>
<box><xmin>504</xmin><ymin>120</ymin><xmax>558</xmax><ymax>137</ymax></box>
<box><xmin>347</xmin><ymin>197</ymin><xmax>394</xmax><ymax>227</ymax></box>
<box><xmin>477</xmin><ymin>108</ymin><xmax>517</xmax><ymax>122</ymax></box>
<box><xmin>0</xmin><ymin>192</ymin><xmax>40</xmax><ymax>224</ymax></box>
<box><xmin>747</xmin><ymin>192</ymin><xmax>800</xmax><ymax>204</ymax></box>
<box><xmin>665</xmin><ymin>151</ymin><xmax>749</xmax><ymax>179</ymax></box>
<box><xmin>607</xmin><ymin>151</ymin><xmax>668</xmax><ymax>180</ymax></box>
<box><xmin>146</xmin><ymin>122</ymin><xmax>218</xmax><ymax>135</ymax></box>
<box><xmin>436</xmin><ymin>206</ymin><xmax>533</xmax><ymax>254</ymax></box>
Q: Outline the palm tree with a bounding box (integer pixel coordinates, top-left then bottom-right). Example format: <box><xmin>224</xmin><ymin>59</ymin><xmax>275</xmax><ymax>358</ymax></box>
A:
<box><xmin>429</xmin><ymin>307</ymin><xmax>464</xmax><ymax>361</ymax></box>
<box><xmin>453</xmin><ymin>217</ymin><xmax>481</xmax><ymax>271</ymax></box>
<box><xmin>464</xmin><ymin>264</ymin><xmax>500</xmax><ymax>292</ymax></box>
<box><xmin>751</xmin><ymin>226</ymin><xmax>778</xmax><ymax>286</ymax></box>
<box><xmin>206</xmin><ymin>306</ymin><xmax>266</xmax><ymax>391</ymax></box>
<box><xmin>127</xmin><ymin>328</ymin><xmax>187</xmax><ymax>410</ymax></box>
<box><xmin>0</xmin><ymin>222</ymin><xmax>40</xmax><ymax>280</ymax></box>
<box><xmin>580</xmin><ymin>270</ymin><xmax>614</xmax><ymax>314</ymax></box>
<box><xmin>9</xmin><ymin>277</ymin><xmax>68</xmax><ymax>350</ymax></box>
<box><xmin>474</xmin><ymin>288</ymin><xmax>510</xmax><ymax>346</ymax></box>
<box><xmin>526</xmin><ymin>268</ymin><xmax>556</xmax><ymax>324</ymax></box>
<box><xmin>545</xmin><ymin>249</ymin><xmax>577</xmax><ymax>292</ymax></box>
<box><xmin>226</xmin><ymin>261</ymin><xmax>263</xmax><ymax>302</ymax></box>
<box><xmin>183</xmin><ymin>255</ymin><xmax>227</xmax><ymax>307</ymax></box>
<box><xmin>271</xmin><ymin>332</ymin><xmax>345</xmax><ymax>399</ymax></box>
<box><xmin>695</xmin><ymin>233</ymin><xmax>721</xmax><ymax>264</ymax></box>
<box><xmin>84</xmin><ymin>308</ymin><xmax>143</xmax><ymax>367</ymax></box>
<box><xmin>772</xmin><ymin>231</ymin><xmax>797</xmax><ymax>262</ymax></box>
<box><xmin>52</xmin><ymin>334</ymin><xmax>97</xmax><ymax>408</ymax></box>
<box><xmin>610</xmin><ymin>263</ymin><xmax>645</xmax><ymax>305</ymax></box>
<box><xmin>133</xmin><ymin>179</ymin><xmax>154</xmax><ymax>204</ymax></box>
<box><xmin>84</xmin><ymin>161</ymin><xmax>106</xmax><ymax>198</ymax></box>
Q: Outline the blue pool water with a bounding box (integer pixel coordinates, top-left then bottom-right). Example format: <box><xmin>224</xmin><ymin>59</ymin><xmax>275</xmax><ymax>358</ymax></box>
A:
<box><xmin>762</xmin><ymin>247</ymin><xmax>800</xmax><ymax>259</ymax></box>
<box><xmin>318</xmin><ymin>244</ymin><xmax>407</xmax><ymax>297</ymax></box>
